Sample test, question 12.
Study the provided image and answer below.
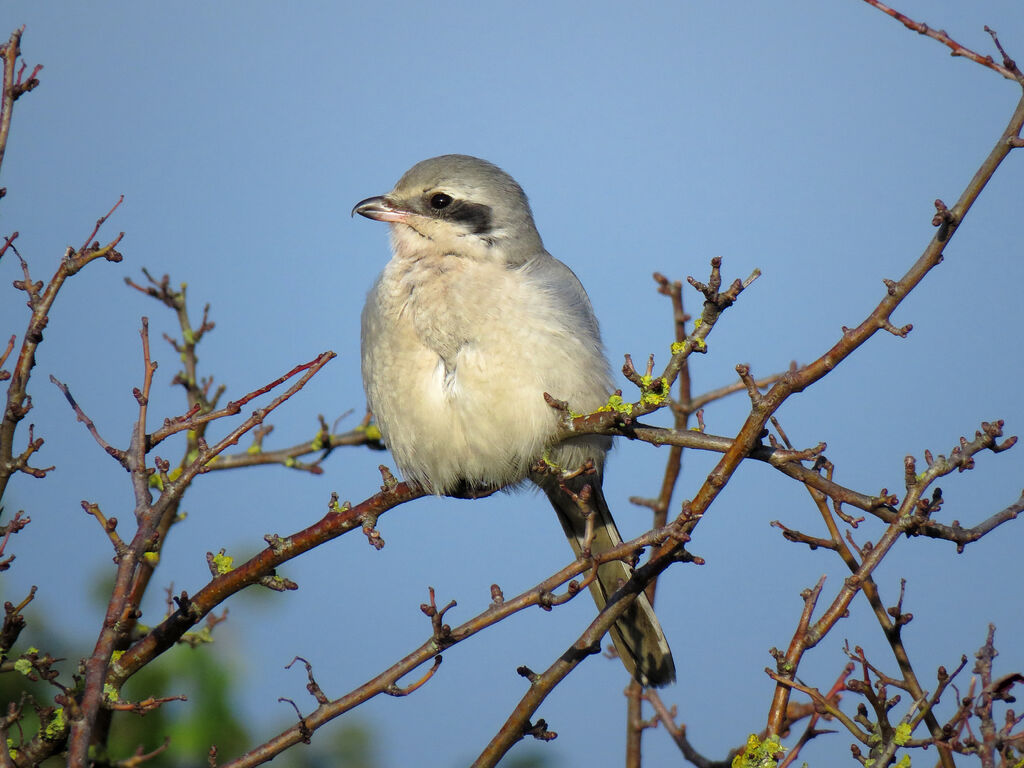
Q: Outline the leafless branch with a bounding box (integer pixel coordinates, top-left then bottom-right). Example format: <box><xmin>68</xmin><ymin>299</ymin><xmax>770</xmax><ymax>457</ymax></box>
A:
<box><xmin>861</xmin><ymin>0</ymin><xmax>1024</xmax><ymax>83</ymax></box>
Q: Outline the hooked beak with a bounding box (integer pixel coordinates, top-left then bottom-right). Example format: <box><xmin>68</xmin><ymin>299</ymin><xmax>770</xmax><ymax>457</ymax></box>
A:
<box><xmin>351</xmin><ymin>195</ymin><xmax>415</xmax><ymax>223</ymax></box>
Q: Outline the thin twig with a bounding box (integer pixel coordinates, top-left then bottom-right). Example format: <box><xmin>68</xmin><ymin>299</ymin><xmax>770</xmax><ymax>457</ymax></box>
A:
<box><xmin>861</xmin><ymin>0</ymin><xmax>1023</xmax><ymax>82</ymax></box>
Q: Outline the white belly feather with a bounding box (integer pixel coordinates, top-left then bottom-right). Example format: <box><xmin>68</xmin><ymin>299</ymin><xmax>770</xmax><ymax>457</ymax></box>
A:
<box><xmin>361</xmin><ymin>249</ymin><xmax>612</xmax><ymax>493</ymax></box>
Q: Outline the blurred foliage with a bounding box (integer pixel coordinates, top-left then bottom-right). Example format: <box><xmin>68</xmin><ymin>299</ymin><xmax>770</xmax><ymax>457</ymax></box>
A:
<box><xmin>0</xmin><ymin>586</ymin><xmax>382</xmax><ymax>768</ymax></box>
<box><xmin>108</xmin><ymin>644</ymin><xmax>250</xmax><ymax>765</ymax></box>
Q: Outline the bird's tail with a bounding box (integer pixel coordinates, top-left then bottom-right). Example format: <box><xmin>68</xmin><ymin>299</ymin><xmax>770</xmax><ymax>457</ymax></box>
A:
<box><xmin>544</xmin><ymin>477</ymin><xmax>675</xmax><ymax>687</ymax></box>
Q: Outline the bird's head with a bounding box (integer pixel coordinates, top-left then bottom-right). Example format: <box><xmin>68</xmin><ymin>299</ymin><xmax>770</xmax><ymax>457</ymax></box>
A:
<box><xmin>352</xmin><ymin>154</ymin><xmax>543</xmax><ymax>264</ymax></box>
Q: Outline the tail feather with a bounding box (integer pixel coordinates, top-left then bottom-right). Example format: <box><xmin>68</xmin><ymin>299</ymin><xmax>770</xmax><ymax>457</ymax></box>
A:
<box><xmin>544</xmin><ymin>477</ymin><xmax>675</xmax><ymax>687</ymax></box>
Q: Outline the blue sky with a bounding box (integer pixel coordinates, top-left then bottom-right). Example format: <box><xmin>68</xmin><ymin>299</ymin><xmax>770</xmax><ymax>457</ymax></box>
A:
<box><xmin>3</xmin><ymin>2</ymin><xmax>1023</xmax><ymax>766</ymax></box>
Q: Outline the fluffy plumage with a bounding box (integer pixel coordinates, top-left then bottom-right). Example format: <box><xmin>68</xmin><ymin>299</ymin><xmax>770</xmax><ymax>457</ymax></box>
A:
<box><xmin>355</xmin><ymin>155</ymin><xmax>675</xmax><ymax>686</ymax></box>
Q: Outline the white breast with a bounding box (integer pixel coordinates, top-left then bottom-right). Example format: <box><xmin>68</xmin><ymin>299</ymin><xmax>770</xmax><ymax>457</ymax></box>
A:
<box><xmin>361</xmin><ymin>247</ymin><xmax>613</xmax><ymax>493</ymax></box>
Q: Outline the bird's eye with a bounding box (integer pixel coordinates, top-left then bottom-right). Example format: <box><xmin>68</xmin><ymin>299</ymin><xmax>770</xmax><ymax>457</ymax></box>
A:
<box><xmin>430</xmin><ymin>192</ymin><xmax>453</xmax><ymax>210</ymax></box>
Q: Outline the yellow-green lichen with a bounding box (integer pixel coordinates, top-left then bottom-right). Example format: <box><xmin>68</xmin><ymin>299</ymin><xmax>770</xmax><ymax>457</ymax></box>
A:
<box><xmin>43</xmin><ymin>707</ymin><xmax>65</xmax><ymax>739</ymax></box>
<box><xmin>246</xmin><ymin>443</ymin><xmax>262</xmax><ymax>454</ymax></box>
<box><xmin>13</xmin><ymin>658</ymin><xmax>32</xmax><ymax>675</ymax></box>
<box><xmin>732</xmin><ymin>734</ymin><xmax>784</xmax><ymax>768</ymax></box>
<box><xmin>894</xmin><ymin>722</ymin><xmax>912</xmax><ymax>746</ymax></box>
<box><xmin>638</xmin><ymin>377</ymin><xmax>670</xmax><ymax>408</ymax></box>
<box><xmin>103</xmin><ymin>683</ymin><xmax>119</xmax><ymax>704</ymax></box>
<box><xmin>670</xmin><ymin>340</ymin><xmax>687</xmax><ymax>355</ymax></box>
<box><xmin>358</xmin><ymin>423</ymin><xmax>383</xmax><ymax>442</ymax></box>
<box><xmin>327</xmin><ymin>499</ymin><xmax>351</xmax><ymax>516</ymax></box>
<box><xmin>109</xmin><ymin>650</ymin><xmax>126</xmax><ymax>677</ymax></box>
<box><xmin>212</xmin><ymin>551</ymin><xmax>234</xmax><ymax>575</ymax></box>
<box><xmin>143</xmin><ymin>552</ymin><xmax>160</xmax><ymax>565</ymax></box>
<box><xmin>597</xmin><ymin>394</ymin><xmax>634</xmax><ymax>416</ymax></box>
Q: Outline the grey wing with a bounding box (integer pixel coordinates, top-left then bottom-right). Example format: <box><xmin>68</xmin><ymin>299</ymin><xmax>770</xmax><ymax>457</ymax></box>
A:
<box><xmin>523</xmin><ymin>252</ymin><xmax>605</xmax><ymax>351</ymax></box>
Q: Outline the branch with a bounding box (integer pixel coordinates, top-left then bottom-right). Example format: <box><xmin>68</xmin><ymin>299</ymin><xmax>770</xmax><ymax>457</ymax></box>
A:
<box><xmin>683</xmin><ymin>79</ymin><xmax>1024</xmax><ymax>535</ymax></box>
<box><xmin>765</xmin><ymin>575</ymin><xmax>827</xmax><ymax>736</ymax></box>
<box><xmin>202</xmin><ymin>417</ymin><xmax>383</xmax><ymax>475</ymax></box>
<box><xmin>0</xmin><ymin>27</ymin><xmax>42</xmax><ymax>181</ymax></box>
<box><xmin>645</xmin><ymin>688</ymin><xmax>739</xmax><ymax>767</ymax></box>
<box><xmin>109</xmin><ymin>480</ymin><xmax>421</xmax><ymax>688</ymax></box>
<box><xmin>210</xmin><ymin>505</ymin><xmax>682</xmax><ymax>767</ymax></box>
<box><xmin>0</xmin><ymin>199</ymin><xmax>124</xmax><ymax>500</ymax></box>
<box><xmin>49</xmin><ymin>375</ymin><xmax>125</xmax><ymax>466</ymax></box>
<box><xmin>472</xmin><ymin>526</ymin><xmax>697</xmax><ymax>767</ymax></box>
<box><xmin>862</xmin><ymin>1</ymin><xmax>1024</xmax><ymax>83</ymax></box>
<box><xmin>65</xmin><ymin>339</ymin><xmax>335</xmax><ymax>768</ymax></box>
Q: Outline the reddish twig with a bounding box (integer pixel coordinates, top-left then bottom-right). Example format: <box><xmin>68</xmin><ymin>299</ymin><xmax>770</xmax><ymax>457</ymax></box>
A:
<box><xmin>65</xmin><ymin>338</ymin><xmax>336</xmax><ymax>768</ymax></box>
<box><xmin>49</xmin><ymin>375</ymin><xmax>126</xmax><ymax>466</ymax></box>
<box><xmin>147</xmin><ymin>356</ymin><xmax>335</xmax><ymax>448</ymax></box>
<box><xmin>0</xmin><ymin>334</ymin><xmax>15</xmax><ymax>373</ymax></box>
<box><xmin>777</xmin><ymin>664</ymin><xmax>852</xmax><ymax>768</ymax></box>
<box><xmin>77</xmin><ymin>195</ymin><xmax>124</xmax><ymax>254</ymax></box>
<box><xmin>111</xmin><ymin>737</ymin><xmax>171</xmax><ymax>768</ymax></box>
<box><xmin>766</xmin><ymin>575</ymin><xmax>827</xmax><ymax>736</ymax></box>
<box><xmin>0</xmin><ymin>28</ymin><xmax>42</xmax><ymax>180</ymax></box>
<box><xmin>861</xmin><ymin>0</ymin><xmax>1023</xmax><ymax>82</ymax></box>
<box><xmin>0</xmin><ymin>201</ymin><xmax>123</xmax><ymax>500</ymax></box>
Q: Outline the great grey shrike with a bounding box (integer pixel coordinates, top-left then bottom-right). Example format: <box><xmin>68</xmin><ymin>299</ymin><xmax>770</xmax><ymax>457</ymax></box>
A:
<box><xmin>353</xmin><ymin>154</ymin><xmax>675</xmax><ymax>687</ymax></box>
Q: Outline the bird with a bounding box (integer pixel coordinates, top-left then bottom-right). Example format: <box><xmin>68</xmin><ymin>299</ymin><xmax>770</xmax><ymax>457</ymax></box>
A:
<box><xmin>353</xmin><ymin>154</ymin><xmax>675</xmax><ymax>687</ymax></box>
